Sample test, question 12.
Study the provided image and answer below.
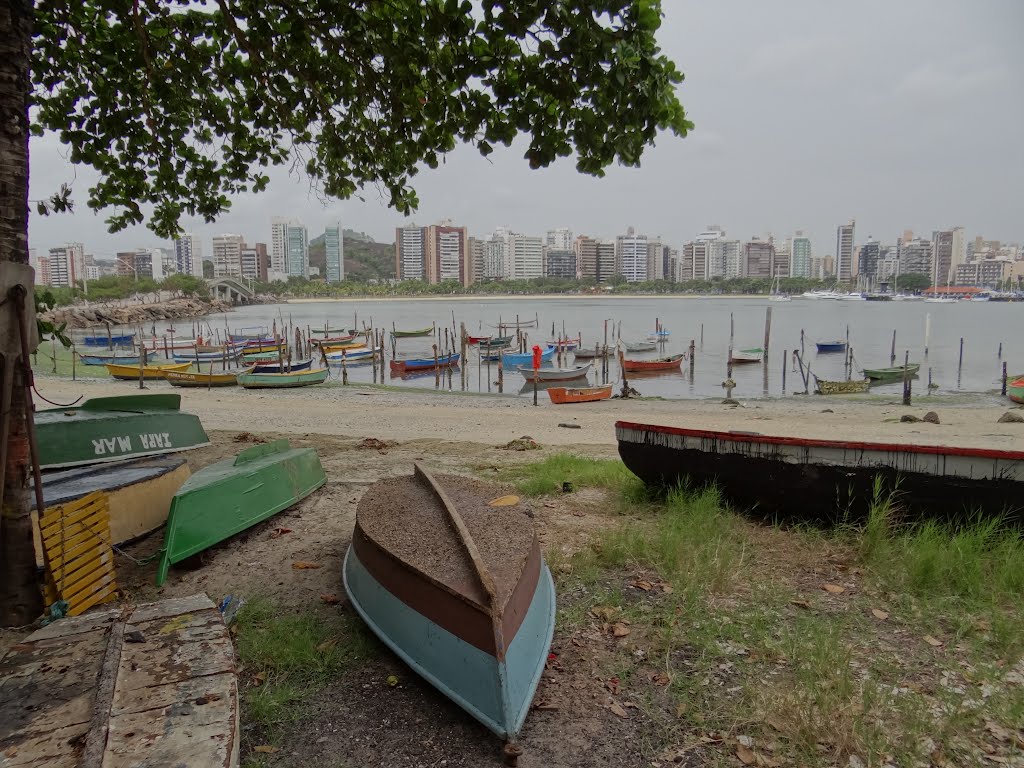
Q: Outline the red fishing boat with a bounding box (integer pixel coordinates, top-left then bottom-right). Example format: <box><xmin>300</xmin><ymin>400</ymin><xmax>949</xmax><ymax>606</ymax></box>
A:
<box><xmin>468</xmin><ymin>335</ymin><xmax>491</xmax><ymax>345</ymax></box>
<box><xmin>547</xmin><ymin>384</ymin><xmax>612</xmax><ymax>404</ymax></box>
<box><xmin>623</xmin><ymin>354</ymin><xmax>684</xmax><ymax>373</ymax></box>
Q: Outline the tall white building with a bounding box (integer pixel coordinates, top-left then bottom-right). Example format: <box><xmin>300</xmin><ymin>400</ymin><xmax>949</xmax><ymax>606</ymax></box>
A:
<box><xmin>284</xmin><ymin>222</ymin><xmax>308</xmax><ymax>278</ymax></box>
<box><xmin>212</xmin><ymin>234</ymin><xmax>245</xmax><ymax>278</ymax></box>
<box><xmin>324</xmin><ymin>224</ymin><xmax>344</xmax><ymax>283</ymax></box>
<box><xmin>45</xmin><ymin>243</ymin><xmax>85</xmax><ymax>287</ymax></box>
<box><xmin>695</xmin><ymin>226</ymin><xmax>725</xmax><ymax>278</ymax></box>
<box><xmin>481</xmin><ymin>236</ymin><xmax>507</xmax><ymax>280</ymax></box>
<box><xmin>545</xmin><ymin>228</ymin><xmax>574</xmax><ymax>252</ymax></box>
<box><xmin>836</xmin><ymin>219</ymin><xmax>855</xmax><ymax>282</ymax></box>
<box><xmin>270</xmin><ymin>217</ymin><xmax>289</xmax><ymax>274</ymax></box>
<box><xmin>395</xmin><ymin>224</ymin><xmax>425</xmax><ymax>280</ymax></box>
<box><xmin>791</xmin><ymin>232</ymin><xmax>812</xmax><ymax>278</ymax></box>
<box><xmin>616</xmin><ymin>227</ymin><xmax>648</xmax><ymax>283</ymax></box>
<box><xmin>173</xmin><ymin>233</ymin><xmax>204</xmax><ymax>277</ymax></box>
<box><xmin>508</xmin><ymin>234</ymin><xmax>543</xmax><ymax>280</ymax></box>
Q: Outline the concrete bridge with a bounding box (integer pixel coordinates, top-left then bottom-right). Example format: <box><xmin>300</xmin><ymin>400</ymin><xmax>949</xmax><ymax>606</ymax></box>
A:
<box><xmin>207</xmin><ymin>277</ymin><xmax>255</xmax><ymax>304</ymax></box>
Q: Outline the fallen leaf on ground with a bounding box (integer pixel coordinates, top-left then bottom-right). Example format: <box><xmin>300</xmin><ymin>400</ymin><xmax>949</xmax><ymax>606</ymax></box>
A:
<box><xmin>532</xmin><ymin>699</ymin><xmax>559</xmax><ymax>710</ymax></box>
<box><xmin>320</xmin><ymin>593</ymin><xmax>342</xmax><ymax>605</ymax></box>
<box><xmin>656</xmin><ymin>581</ymin><xmax>673</xmax><ymax>594</ymax></box>
<box><xmin>923</xmin><ymin>634</ymin><xmax>944</xmax><ymax>647</ymax></box>
<box><xmin>611</xmin><ymin>622</ymin><xmax>631</xmax><ymax>638</ymax></box>
<box><xmin>822</xmin><ymin>583</ymin><xmax>846</xmax><ymax>594</ymax></box>
<box><xmin>386</xmin><ymin>675</ymin><xmax>399</xmax><ymax>687</ymax></box>
<box><xmin>253</xmin><ymin>672</ymin><xmax>266</xmax><ymax>687</ymax></box>
<box><xmin>316</xmin><ymin>638</ymin><xmax>338</xmax><ymax>653</ymax></box>
<box><xmin>675</xmin><ymin>702</ymin><xmax>688</xmax><ymax>718</ymax></box>
<box><xmin>736</xmin><ymin>744</ymin><xmax>757</xmax><ymax>765</ymax></box>
<box><xmin>790</xmin><ymin>599</ymin><xmax>812</xmax><ymax>610</ymax></box>
<box><xmin>605</xmin><ymin>677</ymin><xmax>620</xmax><ymax>694</ymax></box>
<box><xmin>631</xmin><ymin>580</ymin><xmax>653</xmax><ymax>591</ymax></box>
<box><xmin>975</xmin><ymin>618</ymin><xmax>992</xmax><ymax>631</ymax></box>
<box><xmin>763</xmin><ymin>713</ymin><xmax>786</xmax><ymax>732</ymax></box>
<box><xmin>254</xmin><ymin>746</ymin><xmax>279</xmax><ymax>754</ymax></box>
<box><xmin>650</xmin><ymin>672</ymin><xmax>670</xmax><ymax>686</ymax></box>
<box><xmin>269</xmin><ymin>527</ymin><xmax>293</xmax><ymax>538</ymax></box>
<box><xmin>871</xmin><ymin>608</ymin><xmax>889</xmax><ymax>620</ymax></box>
<box><xmin>609</xmin><ymin>702</ymin><xmax>629</xmax><ymax>719</ymax></box>
<box><xmin>590</xmin><ymin>605</ymin><xmax>619</xmax><ymax>621</ymax></box>
<box><xmin>292</xmin><ymin>561</ymin><xmax>321</xmax><ymax>569</ymax></box>
<box><xmin>488</xmin><ymin>495</ymin><xmax>520</xmax><ymax>507</ymax></box>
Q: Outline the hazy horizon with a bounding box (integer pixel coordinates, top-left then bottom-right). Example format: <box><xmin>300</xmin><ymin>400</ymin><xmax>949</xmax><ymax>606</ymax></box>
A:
<box><xmin>27</xmin><ymin>0</ymin><xmax>1023</xmax><ymax>258</ymax></box>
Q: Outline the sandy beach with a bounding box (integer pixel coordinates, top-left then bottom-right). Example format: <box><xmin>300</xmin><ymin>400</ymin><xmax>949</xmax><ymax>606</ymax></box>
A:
<box><xmin>36</xmin><ymin>376</ymin><xmax>1024</xmax><ymax>451</ymax></box>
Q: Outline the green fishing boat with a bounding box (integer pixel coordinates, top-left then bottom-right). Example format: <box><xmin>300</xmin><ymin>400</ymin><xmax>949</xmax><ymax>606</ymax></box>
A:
<box><xmin>236</xmin><ymin>367</ymin><xmax>329</xmax><ymax>389</ymax></box>
<box><xmin>155</xmin><ymin>440</ymin><xmax>326</xmax><ymax>585</ymax></box>
<box><xmin>391</xmin><ymin>326</ymin><xmax>434</xmax><ymax>338</ymax></box>
<box><xmin>862</xmin><ymin>363</ymin><xmax>921</xmax><ymax>381</ymax></box>
<box><xmin>35</xmin><ymin>394</ymin><xmax>209</xmax><ymax>470</ymax></box>
<box><xmin>1008</xmin><ymin>377</ymin><xmax>1024</xmax><ymax>404</ymax></box>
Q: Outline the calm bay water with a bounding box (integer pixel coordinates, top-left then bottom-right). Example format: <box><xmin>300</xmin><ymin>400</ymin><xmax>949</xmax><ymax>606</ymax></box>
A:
<box><xmin>208</xmin><ymin>296</ymin><xmax>1019</xmax><ymax>400</ymax></box>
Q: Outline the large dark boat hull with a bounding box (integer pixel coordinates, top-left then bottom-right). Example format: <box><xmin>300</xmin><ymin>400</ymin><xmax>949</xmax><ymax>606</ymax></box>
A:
<box><xmin>615</xmin><ymin>421</ymin><xmax>1024</xmax><ymax>525</ymax></box>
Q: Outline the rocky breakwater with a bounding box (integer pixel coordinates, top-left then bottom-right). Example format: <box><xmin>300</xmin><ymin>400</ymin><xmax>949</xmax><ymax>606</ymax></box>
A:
<box><xmin>43</xmin><ymin>296</ymin><xmax>232</xmax><ymax>330</ymax></box>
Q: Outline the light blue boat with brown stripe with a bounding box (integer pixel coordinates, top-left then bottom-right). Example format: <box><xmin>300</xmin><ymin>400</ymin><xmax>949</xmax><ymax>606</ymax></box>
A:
<box><xmin>343</xmin><ymin>464</ymin><xmax>555</xmax><ymax>752</ymax></box>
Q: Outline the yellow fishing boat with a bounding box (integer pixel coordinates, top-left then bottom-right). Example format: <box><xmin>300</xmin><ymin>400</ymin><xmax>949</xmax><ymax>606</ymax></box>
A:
<box><xmin>104</xmin><ymin>362</ymin><xmax>193</xmax><ymax>380</ymax></box>
<box><xmin>317</xmin><ymin>341</ymin><xmax>367</xmax><ymax>353</ymax></box>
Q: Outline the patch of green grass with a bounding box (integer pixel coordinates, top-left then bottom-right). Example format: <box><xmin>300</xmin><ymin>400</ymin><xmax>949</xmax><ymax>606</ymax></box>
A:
<box><xmin>234</xmin><ymin>597</ymin><xmax>376</xmax><ymax>741</ymax></box>
<box><xmin>499</xmin><ymin>453</ymin><xmax>643</xmax><ymax>497</ymax></box>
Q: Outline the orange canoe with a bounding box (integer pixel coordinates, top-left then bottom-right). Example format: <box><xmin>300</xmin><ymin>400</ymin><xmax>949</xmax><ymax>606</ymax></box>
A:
<box><xmin>623</xmin><ymin>354</ymin><xmax>684</xmax><ymax>373</ymax></box>
<box><xmin>547</xmin><ymin>384</ymin><xmax>612</xmax><ymax>404</ymax></box>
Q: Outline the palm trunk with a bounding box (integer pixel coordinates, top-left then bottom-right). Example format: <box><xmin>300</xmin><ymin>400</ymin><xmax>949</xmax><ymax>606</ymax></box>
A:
<box><xmin>0</xmin><ymin>0</ymin><xmax>42</xmax><ymax>626</ymax></box>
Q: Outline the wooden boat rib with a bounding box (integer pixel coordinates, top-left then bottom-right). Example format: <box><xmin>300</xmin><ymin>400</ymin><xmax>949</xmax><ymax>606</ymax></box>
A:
<box><xmin>815</xmin><ymin>377</ymin><xmax>870</xmax><ymax>395</ymax></box>
<box><xmin>615</xmin><ymin>421</ymin><xmax>1024</xmax><ymax>524</ymax></box>
<box><xmin>237</xmin><ymin>367</ymin><xmax>329</xmax><ymax>389</ymax></box>
<box><xmin>104</xmin><ymin>362</ymin><xmax>193</xmax><ymax>380</ymax></box>
<box><xmin>165</xmin><ymin>368</ymin><xmax>246</xmax><ymax>387</ymax></box>
<box><xmin>390</xmin><ymin>353</ymin><xmax>461</xmax><ymax>373</ymax></box>
<box><xmin>1009</xmin><ymin>377</ymin><xmax>1024</xmax><ymax>405</ymax></box>
<box><xmin>862</xmin><ymin>363</ymin><xmax>921</xmax><ymax>381</ymax></box>
<box><xmin>156</xmin><ymin>440</ymin><xmax>326</xmax><ymax>585</ymax></box>
<box><xmin>729</xmin><ymin>348</ymin><xmax>764</xmax><ymax>364</ymax></box>
<box><xmin>35</xmin><ymin>394</ymin><xmax>210</xmax><ymax>469</ymax></box>
<box><xmin>518</xmin><ymin>362</ymin><xmax>592</xmax><ymax>382</ymax></box>
<box><xmin>623</xmin><ymin>354</ymin><xmax>684</xmax><ymax>373</ymax></box>
<box><xmin>547</xmin><ymin>384</ymin><xmax>612</xmax><ymax>404</ymax></box>
<box><xmin>391</xmin><ymin>327</ymin><xmax>434</xmax><ymax>338</ymax></box>
<box><xmin>343</xmin><ymin>464</ymin><xmax>555</xmax><ymax>741</ymax></box>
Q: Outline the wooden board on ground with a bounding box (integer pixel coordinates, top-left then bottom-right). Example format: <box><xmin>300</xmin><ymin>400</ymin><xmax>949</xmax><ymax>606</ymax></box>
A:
<box><xmin>0</xmin><ymin>594</ymin><xmax>238</xmax><ymax>768</ymax></box>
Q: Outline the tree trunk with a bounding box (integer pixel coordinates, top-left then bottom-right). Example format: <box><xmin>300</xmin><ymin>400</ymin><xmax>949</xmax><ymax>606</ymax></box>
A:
<box><xmin>0</xmin><ymin>0</ymin><xmax>42</xmax><ymax>626</ymax></box>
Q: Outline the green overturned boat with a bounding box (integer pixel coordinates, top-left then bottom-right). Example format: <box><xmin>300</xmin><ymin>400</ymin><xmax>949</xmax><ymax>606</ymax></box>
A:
<box><xmin>36</xmin><ymin>394</ymin><xmax>209</xmax><ymax>470</ymax></box>
<box><xmin>155</xmin><ymin>440</ymin><xmax>326</xmax><ymax>585</ymax></box>
<box><xmin>862</xmin><ymin>363</ymin><xmax>921</xmax><ymax>381</ymax></box>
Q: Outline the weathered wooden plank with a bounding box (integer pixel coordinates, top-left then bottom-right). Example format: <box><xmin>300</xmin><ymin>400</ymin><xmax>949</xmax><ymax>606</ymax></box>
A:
<box><xmin>117</xmin><ymin>614</ymin><xmax>234</xmax><ymax>693</ymax></box>
<box><xmin>111</xmin><ymin>671</ymin><xmax>235</xmax><ymax>717</ymax></box>
<box><xmin>126</xmin><ymin>594</ymin><xmax>216</xmax><ymax>624</ymax></box>
<box><xmin>26</xmin><ymin>607</ymin><xmax>120</xmax><ymax>642</ymax></box>
<box><xmin>0</xmin><ymin>722</ymin><xmax>90</xmax><ymax>767</ymax></box>
<box><xmin>79</xmin><ymin>620</ymin><xmax>125</xmax><ymax>768</ymax></box>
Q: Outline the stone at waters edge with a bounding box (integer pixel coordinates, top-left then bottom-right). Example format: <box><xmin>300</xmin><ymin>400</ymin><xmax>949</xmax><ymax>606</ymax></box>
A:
<box><xmin>900</xmin><ymin>414</ymin><xmax>921</xmax><ymax>423</ymax></box>
<box><xmin>923</xmin><ymin>411</ymin><xmax>940</xmax><ymax>424</ymax></box>
<box><xmin>997</xmin><ymin>411</ymin><xmax>1024</xmax><ymax>424</ymax></box>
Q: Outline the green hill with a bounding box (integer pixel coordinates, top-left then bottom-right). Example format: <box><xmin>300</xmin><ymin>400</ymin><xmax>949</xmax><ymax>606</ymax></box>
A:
<box><xmin>308</xmin><ymin>230</ymin><xmax>394</xmax><ymax>281</ymax></box>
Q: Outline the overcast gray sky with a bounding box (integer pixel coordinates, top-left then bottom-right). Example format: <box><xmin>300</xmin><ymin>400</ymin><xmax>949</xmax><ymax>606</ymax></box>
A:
<box><xmin>27</xmin><ymin>0</ymin><xmax>1023</xmax><ymax>259</ymax></box>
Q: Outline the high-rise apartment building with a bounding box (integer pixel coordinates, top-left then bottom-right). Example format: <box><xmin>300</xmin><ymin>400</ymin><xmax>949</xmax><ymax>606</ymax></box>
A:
<box><xmin>46</xmin><ymin>242</ymin><xmax>85</xmax><ymax>287</ymax></box>
<box><xmin>931</xmin><ymin>229</ymin><xmax>954</xmax><ymax>287</ymax></box>
<box><xmin>270</xmin><ymin>217</ymin><xmax>288</xmax><ymax>275</ymax></box>
<box><xmin>575</xmin><ymin>237</ymin><xmax>597</xmax><ymax>282</ymax></box>
<box><xmin>173</xmin><ymin>233</ymin><xmax>204</xmax><ymax>277</ymax></box>
<box><xmin>616</xmin><ymin>228</ymin><xmax>648</xmax><ymax>283</ymax></box>
<box><xmin>426</xmin><ymin>221</ymin><xmax>469</xmax><ymax>285</ymax></box>
<box><xmin>596</xmin><ymin>242</ymin><xmax>616</xmax><ymax>283</ymax></box>
<box><xmin>285</xmin><ymin>223</ymin><xmax>308</xmax><ymax>278</ymax></box>
<box><xmin>545</xmin><ymin>228</ymin><xmax>574</xmax><ymax>252</ymax></box>
<box><xmin>481</xmin><ymin>236</ymin><xmax>507</xmax><ymax>280</ymax></box>
<box><xmin>835</xmin><ymin>219</ymin><xmax>855</xmax><ymax>282</ymax></box>
<box><xmin>240</xmin><ymin>243</ymin><xmax>268</xmax><ymax>281</ymax></box>
<box><xmin>899</xmin><ymin>238</ymin><xmax>933</xmax><ymax>276</ymax></box>
<box><xmin>395</xmin><ymin>224</ymin><xmax>426</xmax><ymax>280</ymax></box>
<box><xmin>950</xmin><ymin>226</ymin><xmax>966</xmax><ymax>276</ymax></box>
<box><xmin>790</xmin><ymin>232</ymin><xmax>812</xmax><ymax>278</ymax></box>
<box><xmin>546</xmin><ymin>250</ymin><xmax>576</xmax><ymax>279</ymax></box>
<box><xmin>858</xmin><ymin>240</ymin><xmax>881</xmax><ymax>282</ymax></box>
<box><xmin>742</xmin><ymin>239</ymin><xmax>774</xmax><ymax>278</ymax></box>
<box><xmin>324</xmin><ymin>225</ymin><xmax>344</xmax><ymax>283</ymax></box>
<box><xmin>508</xmin><ymin>234</ymin><xmax>543</xmax><ymax>281</ymax></box>
<box><xmin>212</xmin><ymin>234</ymin><xmax>245</xmax><ymax>278</ymax></box>
<box><xmin>680</xmin><ymin>241</ymin><xmax>708</xmax><ymax>281</ymax></box>
<box><xmin>466</xmin><ymin>237</ymin><xmax>483</xmax><ymax>285</ymax></box>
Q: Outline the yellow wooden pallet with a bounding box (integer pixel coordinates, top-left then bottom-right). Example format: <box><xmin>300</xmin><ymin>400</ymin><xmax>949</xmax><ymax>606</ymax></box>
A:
<box><xmin>38</xmin><ymin>490</ymin><xmax>118</xmax><ymax>615</ymax></box>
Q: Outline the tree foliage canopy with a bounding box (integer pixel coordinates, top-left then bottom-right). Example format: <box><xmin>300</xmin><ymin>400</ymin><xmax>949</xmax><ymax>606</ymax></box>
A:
<box><xmin>31</xmin><ymin>0</ymin><xmax>691</xmax><ymax>238</ymax></box>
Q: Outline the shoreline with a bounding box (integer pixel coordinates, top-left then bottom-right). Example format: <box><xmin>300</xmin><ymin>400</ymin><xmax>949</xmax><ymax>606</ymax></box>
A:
<box><xmin>35</xmin><ymin>376</ymin><xmax>1024</xmax><ymax>452</ymax></box>
<box><xmin>281</xmin><ymin>293</ymin><xmax>764</xmax><ymax>304</ymax></box>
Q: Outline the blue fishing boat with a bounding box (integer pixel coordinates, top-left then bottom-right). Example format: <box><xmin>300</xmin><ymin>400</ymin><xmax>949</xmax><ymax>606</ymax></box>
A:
<box><xmin>344</xmin><ymin>464</ymin><xmax>555</xmax><ymax>745</ymax></box>
<box><xmin>389</xmin><ymin>353</ymin><xmax>461</xmax><ymax>373</ymax></box>
<box><xmin>323</xmin><ymin>346</ymin><xmax>381</xmax><ymax>362</ymax></box>
<box><xmin>815</xmin><ymin>340</ymin><xmax>848</xmax><ymax>353</ymax></box>
<box><xmin>172</xmin><ymin>350</ymin><xmax>242</xmax><ymax>363</ymax></box>
<box><xmin>501</xmin><ymin>345</ymin><xmax>555</xmax><ymax>368</ymax></box>
<box><xmin>79</xmin><ymin>350</ymin><xmax>155</xmax><ymax>365</ymax></box>
<box><xmin>82</xmin><ymin>333</ymin><xmax>135</xmax><ymax>347</ymax></box>
<box><xmin>252</xmin><ymin>357</ymin><xmax>313</xmax><ymax>374</ymax></box>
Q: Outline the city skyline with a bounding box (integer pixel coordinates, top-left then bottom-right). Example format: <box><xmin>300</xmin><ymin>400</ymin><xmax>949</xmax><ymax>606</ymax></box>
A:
<box><xmin>24</xmin><ymin>1</ymin><xmax>1022</xmax><ymax>260</ymax></box>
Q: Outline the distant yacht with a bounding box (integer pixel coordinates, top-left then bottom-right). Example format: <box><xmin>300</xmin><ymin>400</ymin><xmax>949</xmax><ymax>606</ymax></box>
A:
<box><xmin>924</xmin><ymin>296</ymin><xmax>958</xmax><ymax>304</ymax></box>
<box><xmin>842</xmin><ymin>292</ymin><xmax>866</xmax><ymax>301</ymax></box>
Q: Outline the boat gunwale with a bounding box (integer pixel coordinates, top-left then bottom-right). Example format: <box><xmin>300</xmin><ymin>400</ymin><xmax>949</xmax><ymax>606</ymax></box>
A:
<box><xmin>614</xmin><ymin>420</ymin><xmax>1024</xmax><ymax>462</ymax></box>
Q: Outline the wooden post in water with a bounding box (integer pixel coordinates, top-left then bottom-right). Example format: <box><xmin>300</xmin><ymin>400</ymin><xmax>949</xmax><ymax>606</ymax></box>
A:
<box><xmin>800</xmin><ymin>329</ymin><xmax>805</xmax><ymax>359</ymax></box>
<box><xmin>924</xmin><ymin>313</ymin><xmax>931</xmax><ymax>357</ymax></box>
<box><xmin>700</xmin><ymin>323</ymin><xmax>704</xmax><ymax>347</ymax></box>
<box><xmin>958</xmin><ymin>337</ymin><xmax>964</xmax><ymax>382</ymax></box>
<box><xmin>689</xmin><ymin>339</ymin><xmax>695</xmax><ymax>378</ymax></box>
<box><xmin>928</xmin><ymin>367</ymin><xmax>932</xmax><ymax>394</ymax></box>
<box><xmin>533</xmin><ymin>376</ymin><xmax>538</xmax><ymax>406</ymax></box>
<box><xmin>781</xmin><ymin>349</ymin><xmax>787</xmax><ymax>392</ymax></box>
<box><xmin>485</xmin><ymin>345</ymin><xmax>491</xmax><ymax>392</ymax></box>
<box><xmin>902</xmin><ymin>350</ymin><xmax>912</xmax><ymax>406</ymax></box>
<box><xmin>890</xmin><ymin>329</ymin><xmax>897</xmax><ymax>365</ymax></box>
<box><xmin>341</xmin><ymin>352</ymin><xmax>348</xmax><ymax>385</ymax></box>
<box><xmin>71</xmin><ymin>344</ymin><xmax>76</xmax><ymax>380</ymax></box>
<box><xmin>497</xmin><ymin>350</ymin><xmax>503</xmax><ymax>393</ymax></box>
<box><xmin>618</xmin><ymin>348</ymin><xmax>630</xmax><ymax>399</ymax></box>
<box><xmin>433</xmin><ymin>343</ymin><xmax>440</xmax><ymax>388</ymax></box>
<box><xmin>1002</xmin><ymin>362</ymin><xmax>1008</xmax><ymax>396</ymax></box>
<box><xmin>998</xmin><ymin>342</ymin><xmax>1003</xmax><ymax>359</ymax></box>
<box><xmin>763</xmin><ymin>306</ymin><xmax>772</xmax><ymax>354</ymax></box>
<box><xmin>137</xmin><ymin>337</ymin><xmax>145</xmax><ymax>390</ymax></box>
<box><xmin>727</xmin><ymin>313</ymin><xmax>734</xmax><ymax>380</ymax></box>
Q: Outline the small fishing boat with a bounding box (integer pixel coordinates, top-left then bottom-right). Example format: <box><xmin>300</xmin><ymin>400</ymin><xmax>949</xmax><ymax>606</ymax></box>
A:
<box><xmin>310</xmin><ymin>334</ymin><xmax>357</xmax><ymax>345</ymax></box>
<box><xmin>343</xmin><ymin>464</ymin><xmax>555</xmax><ymax>742</ymax></box>
<box><xmin>814</xmin><ymin>377</ymin><xmax>870</xmax><ymax>395</ymax></box>
<box><xmin>571</xmin><ymin>346</ymin><xmax>612</xmax><ymax>360</ymax></box>
<box><xmin>35</xmin><ymin>455</ymin><xmax>191</xmax><ymax>544</ymax></box>
<box><xmin>156</xmin><ymin>440</ymin><xmax>326</xmax><ymax>585</ymax></box>
<box><xmin>815</xmin><ymin>340</ymin><xmax>847</xmax><ymax>354</ymax></box>
<box><xmin>616</xmin><ymin>421</ymin><xmax>1024</xmax><ymax>524</ymax></box>
<box><xmin>82</xmin><ymin>333</ymin><xmax>136</xmax><ymax>347</ymax></box>
<box><xmin>862</xmin><ymin>363</ymin><xmax>921</xmax><ymax>381</ymax></box>
<box><xmin>311</xmin><ymin>327</ymin><xmax>348</xmax><ymax>335</ymax></box>
<box><xmin>391</xmin><ymin>326</ymin><xmax>434</xmax><ymax>338</ymax></box>
<box><xmin>142</xmin><ymin>337</ymin><xmax>198</xmax><ymax>351</ymax></box>
<box><xmin>647</xmin><ymin>329</ymin><xmax>671</xmax><ymax>339</ymax></box>
<box><xmin>239</xmin><ymin>350</ymin><xmax>286</xmax><ymax>363</ymax></box>
<box><xmin>1007</xmin><ymin>377</ymin><xmax>1024</xmax><ymax>405</ymax></box>
<box><xmin>622</xmin><ymin>340</ymin><xmax>656</xmax><ymax>353</ymax></box>
<box><xmin>237</xmin><ymin>367</ymin><xmax>330</xmax><ymax>389</ymax></box>
<box><xmin>623</xmin><ymin>354</ymin><xmax>684</xmax><ymax>373</ymax></box>
<box><xmin>518</xmin><ymin>363</ymin><xmax>592</xmax><ymax>383</ymax></box>
<box><xmin>467</xmin><ymin>335</ymin><xmax>492</xmax><ymax>345</ymax></box>
<box><xmin>251</xmin><ymin>357</ymin><xmax>314</xmax><ymax>374</ymax></box>
<box><xmin>35</xmin><ymin>394</ymin><xmax>210</xmax><ymax>469</ymax></box>
<box><xmin>323</xmin><ymin>346</ymin><xmax>381</xmax><ymax>362</ymax></box>
<box><xmin>317</xmin><ymin>340</ymin><xmax>367</xmax><ymax>353</ymax></box>
<box><xmin>229</xmin><ymin>327</ymin><xmax>270</xmax><ymax>342</ymax></box>
<box><xmin>548</xmin><ymin>337</ymin><xmax>582</xmax><ymax>350</ymax></box>
<box><xmin>729</xmin><ymin>348</ymin><xmax>764</xmax><ymax>364</ymax></box>
<box><xmin>502</xmin><ymin>346</ymin><xmax>555</xmax><ymax>368</ymax></box>
<box><xmin>479</xmin><ymin>347</ymin><xmax>511</xmax><ymax>362</ymax></box>
<box><xmin>478</xmin><ymin>336</ymin><xmax>513</xmax><ymax>347</ymax></box>
<box><xmin>165</xmin><ymin>368</ymin><xmax>246</xmax><ymax>388</ymax></box>
<box><xmin>924</xmin><ymin>297</ymin><xmax>958</xmax><ymax>304</ymax></box>
<box><xmin>78</xmin><ymin>350</ymin><xmax>156</xmax><ymax>366</ymax></box>
<box><xmin>547</xmin><ymin>384</ymin><xmax>613</xmax><ymax>404</ymax></box>
<box><xmin>241</xmin><ymin>340</ymin><xmax>286</xmax><ymax>354</ymax></box>
<box><xmin>172</xmin><ymin>349</ymin><xmax>242</xmax><ymax>363</ymax></box>
<box><xmin>389</xmin><ymin>353</ymin><xmax>461</xmax><ymax>373</ymax></box>
<box><xmin>195</xmin><ymin>343</ymin><xmax>246</xmax><ymax>355</ymax></box>
<box><xmin>104</xmin><ymin>362</ymin><xmax>194</xmax><ymax>380</ymax></box>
